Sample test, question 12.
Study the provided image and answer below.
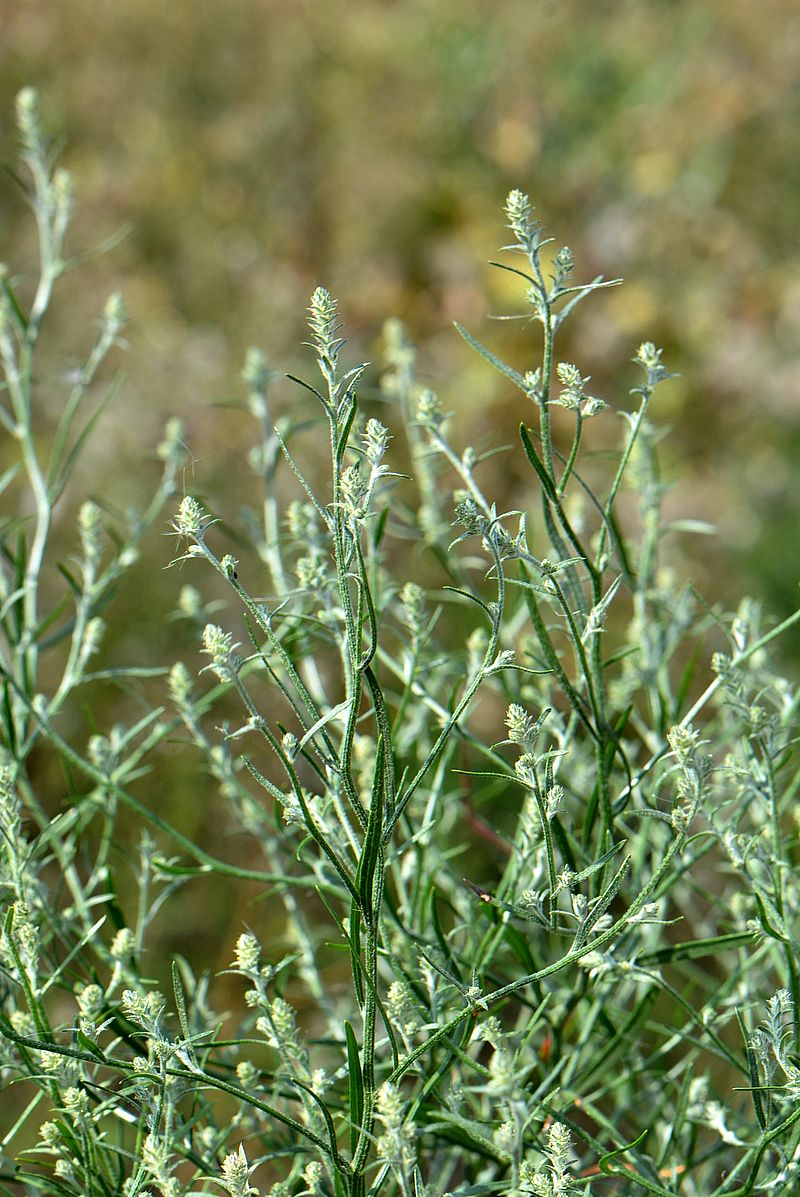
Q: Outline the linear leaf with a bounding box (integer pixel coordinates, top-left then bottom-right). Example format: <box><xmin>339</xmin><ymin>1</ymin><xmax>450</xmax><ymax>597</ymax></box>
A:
<box><xmin>639</xmin><ymin>931</ymin><xmax>757</xmax><ymax>966</ymax></box>
<box><xmin>356</xmin><ymin>735</ymin><xmax>385</xmax><ymax>923</ymax></box>
<box><xmin>454</xmin><ymin>321</ymin><xmax>529</xmax><ymax>391</ymax></box>
<box><xmin>344</xmin><ymin>1020</ymin><xmax>364</xmax><ymax>1157</ymax></box>
<box><xmin>49</xmin><ymin>374</ymin><xmax>125</xmax><ymax>503</ymax></box>
<box><xmin>519</xmin><ymin>423</ymin><xmax>557</xmax><ymax>502</ymax></box>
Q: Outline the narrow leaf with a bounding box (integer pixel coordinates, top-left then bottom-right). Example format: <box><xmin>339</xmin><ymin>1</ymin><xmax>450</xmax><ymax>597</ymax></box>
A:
<box><xmin>49</xmin><ymin>374</ymin><xmax>125</xmax><ymax>502</ymax></box>
<box><xmin>454</xmin><ymin>321</ymin><xmax>529</xmax><ymax>391</ymax></box>
<box><xmin>336</xmin><ymin>397</ymin><xmax>358</xmax><ymax>466</ymax></box>
<box><xmin>519</xmin><ymin>423</ymin><xmax>557</xmax><ymax>502</ymax></box>
<box><xmin>172</xmin><ymin>960</ymin><xmax>192</xmax><ymax>1048</ymax></box>
<box><xmin>639</xmin><ymin>931</ymin><xmax>757</xmax><ymax>966</ymax></box>
<box><xmin>344</xmin><ymin>1021</ymin><xmax>364</xmax><ymax>1157</ymax></box>
<box><xmin>356</xmin><ymin>735</ymin><xmax>385</xmax><ymax>923</ymax></box>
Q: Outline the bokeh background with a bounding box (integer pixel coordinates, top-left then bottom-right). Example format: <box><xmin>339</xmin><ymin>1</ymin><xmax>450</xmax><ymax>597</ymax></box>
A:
<box><xmin>2</xmin><ymin>0</ymin><xmax>799</xmax><ymax>617</ymax></box>
<box><xmin>1</xmin><ymin>0</ymin><xmax>800</xmax><ymax>617</ymax></box>
<box><xmin>1</xmin><ymin>0</ymin><xmax>798</xmax><ymax>966</ymax></box>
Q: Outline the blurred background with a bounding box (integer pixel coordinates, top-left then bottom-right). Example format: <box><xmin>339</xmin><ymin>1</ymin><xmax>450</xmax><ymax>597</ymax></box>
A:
<box><xmin>1</xmin><ymin>0</ymin><xmax>799</xmax><ymax>616</ymax></box>
<box><xmin>0</xmin><ymin>0</ymin><xmax>798</xmax><ymax>964</ymax></box>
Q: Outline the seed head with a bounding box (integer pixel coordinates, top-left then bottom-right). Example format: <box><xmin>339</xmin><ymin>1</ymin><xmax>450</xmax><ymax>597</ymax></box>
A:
<box><xmin>415</xmin><ymin>388</ymin><xmax>444</xmax><ymax>428</ymax></box>
<box><xmin>79</xmin><ymin>500</ymin><xmax>104</xmax><ymax>566</ymax></box>
<box><xmin>219</xmin><ymin>1144</ymin><xmax>259</xmax><ymax>1197</ymax></box>
<box><xmin>16</xmin><ymin>87</ymin><xmax>43</xmax><ymax>153</ymax></box>
<box><xmin>234</xmin><ymin>932</ymin><xmax>261</xmax><ymax>973</ymax></box>
<box><xmin>173</xmin><ymin>495</ymin><xmax>211</xmax><ymax>541</ymax></box>
<box><xmin>505</xmin><ymin>189</ymin><xmax>534</xmax><ymax>244</ymax></box>
<box><xmin>634</xmin><ymin>341</ymin><xmax>670</xmax><ymax>385</ymax></box>
<box><xmin>308</xmin><ymin>286</ymin><xmax>342</xmax><ymax>362</ymax></box>
<box><xmin>363</xmin><ymin>416</ymin><xmax>390</xmax><ymax>467</ymax></box>
<box><xmin>201</xmin><ymin>623</ymin><xmax>239</xmax><ymax>682</ymax></box>
<box><xmin>158</xmin><ymin>417</ymin><xmax>187</xmax><ymax>466</ymax></box>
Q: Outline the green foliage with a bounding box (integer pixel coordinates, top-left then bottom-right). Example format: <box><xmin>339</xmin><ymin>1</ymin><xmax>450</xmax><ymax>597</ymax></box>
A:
<box><xmin>2</xmin><ymin>89</ymin><xmax>800</xmax><ymax>1197</ymax></box>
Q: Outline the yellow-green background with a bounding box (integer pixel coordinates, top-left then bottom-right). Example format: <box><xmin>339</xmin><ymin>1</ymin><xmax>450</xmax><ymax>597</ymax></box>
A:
<box><xmin>1</xmin><ymin>0</ymin><xmax>798</xmax><ymax>963</ymax></box>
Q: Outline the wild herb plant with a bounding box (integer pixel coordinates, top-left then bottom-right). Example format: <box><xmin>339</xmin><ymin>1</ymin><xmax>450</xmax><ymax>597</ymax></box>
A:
<box><xmin>2</xmin><ymin>89</ymin><xmax>800</xmax><ymax>1197</ymax></box>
